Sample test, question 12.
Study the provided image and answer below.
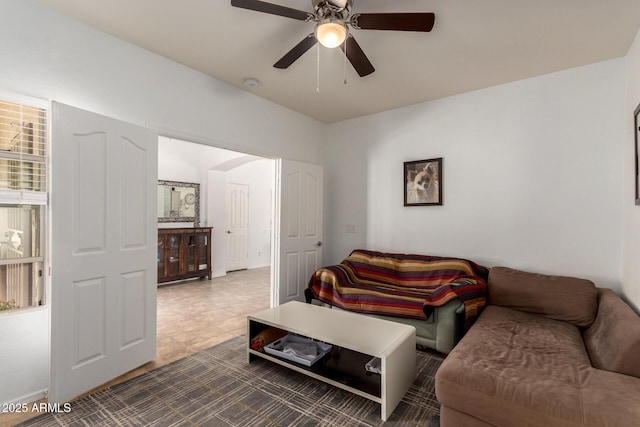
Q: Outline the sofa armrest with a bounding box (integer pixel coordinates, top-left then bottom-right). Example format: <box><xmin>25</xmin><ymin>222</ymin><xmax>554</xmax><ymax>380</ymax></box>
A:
<box><xmin>583</xmin><ymin>288</ymin><xmax>640</xmax><ymax>377</ymax></box>
<box><xmin>434</xmin><ymin>299</ymin><xmax>465</xmax><ymax>354</ymax></box>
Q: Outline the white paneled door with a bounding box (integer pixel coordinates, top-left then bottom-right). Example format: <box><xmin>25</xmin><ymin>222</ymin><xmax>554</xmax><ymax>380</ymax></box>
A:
<box><xmin>226</xmin><ymin>183</ymin><xmax>249</xmax><ymax>272</ymax></box>
<box><xmin>273</xmin><ymin>160</ymin><xmax>323</xmax><ymax>306</ymax></box>
<box><xmin>50</xmin><ymin>103</ymin><xmax>158</xmax><ymax>403</ymax></box>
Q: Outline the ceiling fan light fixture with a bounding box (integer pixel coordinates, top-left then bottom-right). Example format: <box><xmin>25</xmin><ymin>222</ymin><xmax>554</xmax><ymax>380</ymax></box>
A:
<box><xmin>315</xmin><ymin>19</ymin><xmax>347</xmax><ymax>48</ymax></box>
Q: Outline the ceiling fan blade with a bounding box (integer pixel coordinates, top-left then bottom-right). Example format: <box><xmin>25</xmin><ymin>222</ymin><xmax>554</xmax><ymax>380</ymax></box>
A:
<box><xmin>231</xmin><ymin>0</ymin><xmax>312</xmax><ymax>21</ymax></box>
<box><xmin>274</xmin><ymin>34</ymin><xmax>318</xmax><ymax>69</ymax></box>
<box><xmin>350</xmin><ymin>13</ymin><xmax>435</xmax><ymax>32</ymax></box>
<box><xmin>340</xmin><ymin>35</ymin><xmax>375</xmax><ymax>77</ymax></box>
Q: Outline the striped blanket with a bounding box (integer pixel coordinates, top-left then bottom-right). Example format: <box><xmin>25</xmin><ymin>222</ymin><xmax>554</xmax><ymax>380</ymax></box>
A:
<box><xmin>306</xmin><ymin>250</ymin><xmax>489</xmax><ymax>328</ymax></box>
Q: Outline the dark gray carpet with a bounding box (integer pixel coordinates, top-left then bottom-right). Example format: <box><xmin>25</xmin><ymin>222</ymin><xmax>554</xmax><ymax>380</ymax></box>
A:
<box><xmin>19</xmin><ymin>336</ymin><xmax>443</xmax><ymax>426</ymax></box>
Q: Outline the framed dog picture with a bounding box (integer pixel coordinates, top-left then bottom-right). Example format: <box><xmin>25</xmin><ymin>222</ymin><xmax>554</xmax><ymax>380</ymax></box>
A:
<box><xmin>404</xmin><ymin>158</ymin><xmax>443</xmax><ymax>206</ymax></box>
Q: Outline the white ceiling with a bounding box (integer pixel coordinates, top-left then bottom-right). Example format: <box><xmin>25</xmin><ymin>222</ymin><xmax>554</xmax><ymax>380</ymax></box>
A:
<box><xmin>36</xmin><ymin>0</ymin><xmax>640</xmax><ymax>124</ymax></box>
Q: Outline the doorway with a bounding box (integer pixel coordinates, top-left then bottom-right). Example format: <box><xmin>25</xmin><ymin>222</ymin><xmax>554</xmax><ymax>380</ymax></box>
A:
<box><xmin>157</xmin><ymin>136</ymin><xmax>275</xmax><ymax>277</ymax></box>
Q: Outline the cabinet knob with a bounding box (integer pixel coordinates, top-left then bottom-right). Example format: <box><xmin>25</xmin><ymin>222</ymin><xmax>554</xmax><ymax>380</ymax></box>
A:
<box><xmin>227</xmin><ymin>230</ymin><xmax>232</xmax><ymax>234</ymax></box>
<box><xmin>316</xmin><ymin>241</ymin><xmax>323</xmax><ymax>247</ymax></box>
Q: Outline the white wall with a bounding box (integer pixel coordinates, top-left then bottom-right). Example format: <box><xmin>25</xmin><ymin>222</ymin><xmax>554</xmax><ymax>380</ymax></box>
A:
<box><xmin>622</xmin><ymin>28</ymin><xmax>640</xmax><ymax>311</ymax></box>
<box><xmin>0</xmin><ymin>0</ymin><xmax>324</xmax><ymax>406</ymax></box>
<box><xmin>0</xmin><ymin>307</ymin><xmax>48</xmax><ymax>405</ymax></box>
<box><xmin>325</xmin><ymin>59</ymin><xmax>625</xmax><ymax>291</ymax></box>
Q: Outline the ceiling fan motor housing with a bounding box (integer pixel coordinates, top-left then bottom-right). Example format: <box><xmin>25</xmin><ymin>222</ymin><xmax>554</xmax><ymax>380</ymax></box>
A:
<box><xmin>312</xmin><ymin>0</ymin><xmax>352</xmax><ymax>21</ymax></box>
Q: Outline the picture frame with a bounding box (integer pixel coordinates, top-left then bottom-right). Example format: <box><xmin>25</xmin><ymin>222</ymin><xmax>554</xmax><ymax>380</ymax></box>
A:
<box><xmin>157</xmin><ymin>180</ymin><xmax>200</xmax><ymax>226</ymax></box>
<box><xmin>635</xmin><ymin>102</ymin><xmax>640</xmax><ymax>206</ymax></box>
<box><xmin>404</xmin><ymin>158</ymin><xmax>443</xmax><ymax>206</ymax></box>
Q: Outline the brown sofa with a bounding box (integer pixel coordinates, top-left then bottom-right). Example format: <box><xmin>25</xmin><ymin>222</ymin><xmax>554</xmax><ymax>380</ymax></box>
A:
<box><xmin>435</xmin><ymin>267</ymin><xmax>640</xmax><ymax>426</ymax></box>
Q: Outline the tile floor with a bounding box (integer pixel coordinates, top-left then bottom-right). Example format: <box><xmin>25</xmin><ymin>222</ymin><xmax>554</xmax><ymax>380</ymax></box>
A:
<box><xmin>0</xmin><ymin>267</ymin><xmax>271</xmax><ymax>427</ymax></box>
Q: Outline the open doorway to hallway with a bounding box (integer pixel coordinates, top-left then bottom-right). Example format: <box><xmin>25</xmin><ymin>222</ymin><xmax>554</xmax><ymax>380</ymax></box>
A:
<box><xmin>158</xmin><ymin>136</ymin><xmax>274</xmax><ymax>277</ymax></box>
<box><xmin>157</xmin><ymin>136</ymin><xmax>274</xmax><ymax>356</ymax></box>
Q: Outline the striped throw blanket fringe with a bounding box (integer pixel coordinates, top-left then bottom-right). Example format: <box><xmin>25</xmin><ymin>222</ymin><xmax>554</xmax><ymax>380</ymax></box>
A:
<box><xmin>307</xmin><ymin>250</ymin><xmax>489</xmax><ymax>329</ymax></box>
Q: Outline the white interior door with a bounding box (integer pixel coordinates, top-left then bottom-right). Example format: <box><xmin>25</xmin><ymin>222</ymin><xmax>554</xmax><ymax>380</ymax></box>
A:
<box><xmin>226</xmin><ymin>183</ymin><xmax>249</xmax><ymax>272</ymax></box>
<box><xmin>272</xmin><ymin>159</ymin><xmax>323</xmax><ymax>306</ymax></box>
<box><xmin>50</xmin><ymin>102</ymin><xmax>158</xmax><ymax>403</ymax></box>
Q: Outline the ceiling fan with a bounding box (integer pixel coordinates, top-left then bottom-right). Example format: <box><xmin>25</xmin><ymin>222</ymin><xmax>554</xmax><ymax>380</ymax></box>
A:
<box><xmin>230</xmin><ymin>0</ymin><xmax>435</xmax><ymax>77</ymax></box>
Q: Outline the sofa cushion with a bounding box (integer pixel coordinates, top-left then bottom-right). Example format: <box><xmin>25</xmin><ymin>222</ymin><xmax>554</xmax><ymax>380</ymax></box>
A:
<box><xmin>488</xmin><ymin>266</ymin><xmax>597</xmax><ymax>328</ymax></box>
<box><xmin>436</xmin><ymin>305</ymin><xmax>640</xmax><ymax>426</ymax></box>
<box><xmin>582</xmin><ymin>288</ymin><xmax>640</xmax><ymax>378</ymax></box>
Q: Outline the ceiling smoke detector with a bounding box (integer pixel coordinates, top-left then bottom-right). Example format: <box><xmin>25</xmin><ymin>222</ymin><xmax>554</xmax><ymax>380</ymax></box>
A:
<box><xmin>243</xmin><ymin>77</ymin><xmax>259</xmax><ymax>88</ymax></box>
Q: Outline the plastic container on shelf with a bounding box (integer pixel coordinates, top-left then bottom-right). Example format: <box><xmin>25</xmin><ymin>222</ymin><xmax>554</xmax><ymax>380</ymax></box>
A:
<box><xmin>264</xmin><ymin>334</ymin><xmax>332</xmax><ymax>367</ymax></box>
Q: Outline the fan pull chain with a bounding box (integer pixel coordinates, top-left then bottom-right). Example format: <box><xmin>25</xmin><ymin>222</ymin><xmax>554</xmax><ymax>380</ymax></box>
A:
<box><xmin>343</xmin><ymin>37</ymin><xmax>348</xmax><ymax>85</ymax></box>
<box><xmin>316</xmin><ymin>43</ymin><xmax>320</xmax><ymax>94</ymax></box>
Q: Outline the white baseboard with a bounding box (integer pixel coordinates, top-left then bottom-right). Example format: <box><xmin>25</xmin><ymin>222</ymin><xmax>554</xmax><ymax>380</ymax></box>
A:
<box><xmin>3</xmin><ymin>388</ymin><xmax>47</xmax><ymax>406</ymax></box>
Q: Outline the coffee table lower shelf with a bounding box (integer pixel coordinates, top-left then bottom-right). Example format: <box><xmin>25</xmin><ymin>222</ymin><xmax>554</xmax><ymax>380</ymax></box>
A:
<box><xmin>248</xmin><ymin>347</ymin><xmax>382</xmax><ymax>404</ymax></box>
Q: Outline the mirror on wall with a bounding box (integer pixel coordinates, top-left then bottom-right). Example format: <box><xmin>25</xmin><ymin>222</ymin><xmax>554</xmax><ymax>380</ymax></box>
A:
<box><xmin>157</xmin><ymin>180</ymin><xmax>200</xmax><ymax>226</ymax></box>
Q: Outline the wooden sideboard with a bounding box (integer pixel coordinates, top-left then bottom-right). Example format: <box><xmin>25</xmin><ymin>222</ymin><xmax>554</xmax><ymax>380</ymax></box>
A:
<box><xmin>157</xmin><ymin>227</ymin><xmax>212</xmax><ymax>284</ymax></box>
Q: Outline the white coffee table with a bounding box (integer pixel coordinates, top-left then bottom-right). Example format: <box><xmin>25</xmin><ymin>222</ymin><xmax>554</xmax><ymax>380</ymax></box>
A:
<box><xmin>247</xmin><ymin>301</ymin><xmax>416</xmax><ymax>421</ymax></box>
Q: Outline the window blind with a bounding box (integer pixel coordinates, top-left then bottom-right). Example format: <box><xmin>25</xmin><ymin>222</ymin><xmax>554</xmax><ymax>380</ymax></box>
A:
<box><xmin>0</xmin><ymin>101</ymin><xmax>46</xmax><ymax>193</ymax></box>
